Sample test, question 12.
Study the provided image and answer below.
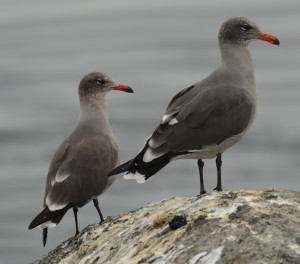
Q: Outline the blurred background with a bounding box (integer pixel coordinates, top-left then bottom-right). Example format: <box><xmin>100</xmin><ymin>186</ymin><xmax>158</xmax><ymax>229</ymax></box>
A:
<box><xmin>0</xmin><ymin>0</ymin><xmax>299</xmax><ymax>263</ymax></box>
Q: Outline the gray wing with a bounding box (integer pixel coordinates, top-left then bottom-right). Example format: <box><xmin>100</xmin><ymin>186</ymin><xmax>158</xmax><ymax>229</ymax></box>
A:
<box><xmin>149</xmin><ymin>85</ymin><xmax>255</xmax><ymax>153</ymax></box>
<box><xmin>43</xmin><ymin>134</ymin><xmax>119</xmax><ymax>210</ymax></box>
<box><xmin>43</xmin><ymin>139</ymin><xmax>70</xmax><ymax>207</ymax></box>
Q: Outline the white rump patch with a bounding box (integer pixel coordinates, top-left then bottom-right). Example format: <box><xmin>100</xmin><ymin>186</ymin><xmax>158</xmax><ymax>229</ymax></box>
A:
<box><xmin>124</xmin><ymin>172</ymin><xmax>146</xmax><ymax>184</ymax></box>
<box><xmin>143</xmin><ymin>147</ymin><xmax>164</xmax><ymax>162</ymax></box>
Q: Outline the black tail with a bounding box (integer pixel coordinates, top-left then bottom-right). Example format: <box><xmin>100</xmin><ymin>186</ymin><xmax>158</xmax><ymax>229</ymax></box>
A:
<box><xmin>138</xmin><ymin>159</ymin><xmax>170</xmax><ymax>181</ymax></box>
<box><xmin>108</xmin><ymin>159</ymin><xmax>133</xmax><ymax>176</ymax></box>
<box><xmin>108</xmin><ymin>144</ymin><xmax>183</xmax><ymax>181</ymax></box>
<box><xmin>29</xmin><ymin>205</ymin><xmax>72</xmax><ymax>246</ymax></box>
<box><xmin>109</xmin><ymin>157</ymin><xmax>170</xmax><ymax>181</ymax></box>
<box><xmin>28</xmin><ymin>204</ymin><xmax>72</xmax><ymax>230</ymax></box>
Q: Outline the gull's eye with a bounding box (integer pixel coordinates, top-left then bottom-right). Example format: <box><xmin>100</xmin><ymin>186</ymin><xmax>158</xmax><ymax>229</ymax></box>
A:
<box><xmin>241</xmin><ymin>24</ymin><xmax>251</xmax><ymax>31</ymax></box>
<box><xmin>96</xmin><ymin>79</ymin><xmax>106</xmax><ymax>85</ymax></box>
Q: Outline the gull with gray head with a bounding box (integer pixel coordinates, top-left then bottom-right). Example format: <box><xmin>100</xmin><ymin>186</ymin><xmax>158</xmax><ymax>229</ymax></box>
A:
<box><xmin>108</xmin><ymin>17</ymin><xmax>279</xmax><ymax>194</ymax></box>
<box><xmin>29</xmin><ymin>72</ymin><xmax>133</xmax><ymax>246</ymax></box>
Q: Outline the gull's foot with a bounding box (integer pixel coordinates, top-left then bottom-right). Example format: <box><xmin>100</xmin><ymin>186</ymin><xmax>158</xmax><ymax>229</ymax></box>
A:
<box><xmin>213</xmin><ymin>186</ymin><xmax>223</xmax><ymax>192</ymax></box>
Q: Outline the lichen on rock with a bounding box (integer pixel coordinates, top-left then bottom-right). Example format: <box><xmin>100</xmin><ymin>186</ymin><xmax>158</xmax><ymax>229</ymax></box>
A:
<box><xmin>33</xmin><ymin>189</ymin><xmax>300</xmax><ymax>264</ymax></box>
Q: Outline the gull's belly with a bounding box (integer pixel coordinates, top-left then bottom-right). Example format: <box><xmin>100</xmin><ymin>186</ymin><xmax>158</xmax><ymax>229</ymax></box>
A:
<box><xmin>172</xmin><ymin>132</ymin><xmax>245</xmax><ymax>161</ymax></box>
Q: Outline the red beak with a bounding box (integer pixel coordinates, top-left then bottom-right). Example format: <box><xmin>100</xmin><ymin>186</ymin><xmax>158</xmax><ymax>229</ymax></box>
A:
<box><xmin>257</xmin><ymin>33</ymin><xmax>280</xmax><ymax>45</ymax></box>
<box><xmin>112</xmin><ymin>84</ymin><xmax>134</xmax><ymax>93</ymax></box>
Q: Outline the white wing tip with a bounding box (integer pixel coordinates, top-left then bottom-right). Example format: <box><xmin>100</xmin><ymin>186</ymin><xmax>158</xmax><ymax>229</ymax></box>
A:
<box><xmin>55</xmin><ymin>172</ymin><xmax>70</xmax><ymax>183</ymax></box>
<box><xmin>46</xmin><ymin>195</ymin><xmax>68</xmax><ymax>211</ymax></box>
<box><xmin>168</xmin><ymin>117</ymin><xmax>179</xmax><ymax>125</ymax></box>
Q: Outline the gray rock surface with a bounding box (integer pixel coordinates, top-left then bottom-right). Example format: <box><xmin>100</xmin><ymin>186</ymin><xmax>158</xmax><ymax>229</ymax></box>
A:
<box><xmin>33</xmin><ymin>189</ymin><xmax>300</xmax><ymax>264</ymax></box>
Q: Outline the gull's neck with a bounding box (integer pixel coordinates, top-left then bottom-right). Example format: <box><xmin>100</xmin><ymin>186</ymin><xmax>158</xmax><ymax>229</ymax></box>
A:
<box><xmin>219</xmin><ymin>42</ymin><xmax>256</xmax><ymax>94</ymax></box>
<box><xmin>76</xmin><ymin>95</ymin><xmax>112</xmax><ymax>134</ymax></box>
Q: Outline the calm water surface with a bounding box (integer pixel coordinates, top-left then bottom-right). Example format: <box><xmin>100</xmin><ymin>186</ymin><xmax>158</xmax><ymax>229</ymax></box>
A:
<box><xmin>0</xmin><ymin>1</ymin><xmax>299</xmax><ymax>263</ymax></box>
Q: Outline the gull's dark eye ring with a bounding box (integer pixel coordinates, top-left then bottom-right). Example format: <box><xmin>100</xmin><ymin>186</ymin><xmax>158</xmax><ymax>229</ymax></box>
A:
<box><xmin>96</xmin><ymin>79</ymin><xmax>106</xmax><ymax>85</ymax></box>
<box><xmin>241</xmin><ymin>24</ymin><xmax>251</xmax><ymax>31</ymax></box>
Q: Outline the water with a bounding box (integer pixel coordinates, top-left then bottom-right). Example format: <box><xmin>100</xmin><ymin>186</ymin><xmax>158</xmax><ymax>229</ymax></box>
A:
<box><xmin>0</xmin><ymin>0</ymin><xmax>299</xmax><ymax>263</ymax></box>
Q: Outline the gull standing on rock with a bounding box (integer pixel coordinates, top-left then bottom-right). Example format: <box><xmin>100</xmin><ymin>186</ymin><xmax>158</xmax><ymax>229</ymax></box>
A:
<box><xmin>108</xmin><ymin>17</ymin><xmax>279</xmax><ymax>194</ymax></box>
<box><xmin>29</xmin><ymin>72</ymin><xmax>133</xmax><ymax>246</ymax></box>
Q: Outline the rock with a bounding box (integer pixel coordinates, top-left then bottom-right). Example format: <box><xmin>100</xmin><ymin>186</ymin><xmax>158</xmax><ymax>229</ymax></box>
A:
<box><xmin>168</xmin><ymin>212</ymin><xmax>187</xmax><ymax>230</ymax></box>
<box><xmin>32</xmin><ymin>189</ymin><xmax>300</xmax><ymax>264</ymax></box>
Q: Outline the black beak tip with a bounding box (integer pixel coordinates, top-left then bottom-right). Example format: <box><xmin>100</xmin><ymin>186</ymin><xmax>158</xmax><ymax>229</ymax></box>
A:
<box><xmin>274</xmin><ymin>38</ymin><xmax>280</xmax><ymax>46</ymax></box>
<box><xmin>127</xmin><ymin>87</ymin><xmax>134</xmax><ymax>93</ymax></box>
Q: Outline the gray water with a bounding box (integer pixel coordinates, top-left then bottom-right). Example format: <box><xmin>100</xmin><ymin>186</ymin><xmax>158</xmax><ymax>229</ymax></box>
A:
<box><xmin>0</xmin><ymin>0</ymin><xmax>299</xmax><ymax>263</ymax></box>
